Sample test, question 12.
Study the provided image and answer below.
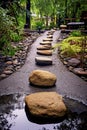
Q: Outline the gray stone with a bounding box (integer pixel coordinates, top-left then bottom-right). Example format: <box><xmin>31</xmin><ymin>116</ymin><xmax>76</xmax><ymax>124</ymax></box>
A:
<box><xmin>3</xmin><ymin>70</ymin><xmax>13</xmax><ymax>75</ymax></box>
<box><xmin>68</xmin><ymin>58</ymin><xmax>80</xmax><ymax>67</ymax></box>
<box><xmin>25</xmin><ymin>92</ymin><xmax>67</xmax><ymax>117</ymax></box>
<box><xmin>35</xmin><ymin>57</ymin><xmax>52</xmax><ymax>65</ymax></box>
<box><xmin>29</xmin><ymin>69</ymin><xmax>57</xmax><ymax>87</ymax></box>
<box><xmin>0</xmin><ymin>74</ymin><xmax>7</xmax><ymax>78</ymax></box>
<box><xmin>13</xmin><ymin>59</ymin><xmax>18</xmax><ymax>65</ymax></box>
<box><xmin>6</xmin><ymin>61</ymin><xmax>12</xmax><ymax>65</ymax></box>
<box><xmin>73</xmin><ymin>68</ymin><xmax>87</xmax><ymax>76</ymax></box>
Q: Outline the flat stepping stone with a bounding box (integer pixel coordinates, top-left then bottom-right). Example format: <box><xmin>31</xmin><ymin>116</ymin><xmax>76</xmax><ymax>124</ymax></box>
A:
<box><xmin>37</xmin><ymin>50</ymin><xmax>52</xmax><ymax>56</ymax></box>
<box><xmin>25</xmin><ymin>92</ymin><xmax>67</xmax><ymax>118</ymax></box>
<box><xmin>43</xmin><ymin>38</ymin><xmax>53</xmax><ymax>42</ymax></box>
<box><xmin>35</xmin><ymin>56</ymin><xmax>52</xmax><ymax>65</ymax></box>
<box><xmin>37</xmin><ymin>45</ymin><xmax>52</xmax><ymax>50</ymax></box>
<box><xmin>29</xmin><ymin>69</ymin><xmax>57</xmax><ymax>87</ymax></box>
<box><xmin>40</xmin><ymin>41</ymin><xmax>51</xmax><ymax>45</ymax></box>
<box><xmin>47</xmin><ymin>35</ymin><xmax>53</xmax><ymax>38</ymax></box>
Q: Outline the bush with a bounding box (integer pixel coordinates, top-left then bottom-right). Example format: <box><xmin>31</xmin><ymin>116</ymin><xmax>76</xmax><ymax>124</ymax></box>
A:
<box><xmin>0</xmin><ymin>7</ymin><xmax>22</xmax><ymax>56</ymax></box>
<box><xmin>35</xmin><ymin>21</ymin><xmax>44</xmax><ymax>30</ymax></box>
<box><xmin>0</xmin><ymin>7</ymin><xmax>13</xmax><ymax>49</ymax></box>
<box><xmin>59</xmin><ymin>41</ymin><xmax>81</xmax><ymax>57</ymax></box>
<box><xmin>70</xmin><ymin>30</ymin><xmax>81</xmax><ymax>37</ymax></box>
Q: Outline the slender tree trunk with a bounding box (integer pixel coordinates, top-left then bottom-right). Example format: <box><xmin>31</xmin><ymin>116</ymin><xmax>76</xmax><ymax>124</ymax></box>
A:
<box><xmin>24</xmin><ymin>0</ymin><xmax>31</xmax><ymax>29</ymax></box>
<box><xmin>46</xmin><ymin>16</ymin><xmax>48</xmax><ymax>28</ymax></box>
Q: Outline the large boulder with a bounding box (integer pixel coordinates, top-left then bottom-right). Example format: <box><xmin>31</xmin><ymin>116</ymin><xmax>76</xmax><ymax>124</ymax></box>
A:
<box><xmin>37</xmin><ymin>50</ymin><xmax>52</xmax><ymax>56</ymax></box>
<box><xmin>25</xmin><ymin>92</ymin><xmax>67</xmax><ymax>118</ymax></box>
<box><xmin>29</xmin><ymin>69</ymin><xmax>56</xmax><ymax>87</ymax></box>
<box><xmin>35</xmin><ymin>56</ymin><xmax>52</xmax><ymax>65</ymax></box>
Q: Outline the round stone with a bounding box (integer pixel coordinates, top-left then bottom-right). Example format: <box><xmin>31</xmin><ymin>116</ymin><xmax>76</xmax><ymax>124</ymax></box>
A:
<box><xmin>25</xmin><ymin>92</ymin><xmax>67</xmax><ymax>118</ymax></box>
<box><xmin>35</xmin><ymin>57</ymin><xmax>52</xmax><ymax>65</ymax></box>
<box><xmin>29</xmin><ymin>69</ymin><xmax>57</xmax><ymax>87</ymax></box>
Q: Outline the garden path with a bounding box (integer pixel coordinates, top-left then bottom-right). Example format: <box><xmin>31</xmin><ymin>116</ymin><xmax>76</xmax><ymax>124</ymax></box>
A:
<box><xmin>0</xmin><ymin>30</ymin><xmax>87</xmax><ymax>104</ymax></box>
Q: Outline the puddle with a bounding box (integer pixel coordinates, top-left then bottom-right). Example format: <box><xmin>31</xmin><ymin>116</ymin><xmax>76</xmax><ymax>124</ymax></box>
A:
<box><xmin>0</xmin><ymin>93</ymin><xmax>87</xmax><ymax>130</ymax></box>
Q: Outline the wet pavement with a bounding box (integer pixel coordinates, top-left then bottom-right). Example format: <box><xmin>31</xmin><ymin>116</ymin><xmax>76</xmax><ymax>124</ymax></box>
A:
<box><xmin>0</xmin><ymin>93</ymin><xmax>87</xmax><ymax>130</ymax></box>
<box><xmin>0</xmin><ymin>30</ymin><xmax>87</xmax><ymax>105</ymax></box>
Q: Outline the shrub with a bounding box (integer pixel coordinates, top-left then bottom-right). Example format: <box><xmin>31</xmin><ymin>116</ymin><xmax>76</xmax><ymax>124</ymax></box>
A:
<box><xmin>0</xmin><ymin>7</ymin><xmax>22</xmax><ymax>56</ymax></box>
<box><xmin>35</xmin><ymin>21</ymin><xmax>44</xmax><ymax>30</ymax></box>
<box><xmin>0</xmin><ymin>7</ymin><xmax>13</xmax><ymax>49</ymax></box>
<box><xmin>70</xmin><ymin>30</ymin><xmax>81</xmax><ymax>37</ymax></box>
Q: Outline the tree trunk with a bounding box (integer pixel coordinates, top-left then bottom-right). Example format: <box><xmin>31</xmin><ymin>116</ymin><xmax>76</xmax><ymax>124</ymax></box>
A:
<box><xmin>24</xmin><ymin>0</ymin><xmax>31</xmax><ymax>29</ymax></box>
<box><xmin>45</xmin><ymin>16</ymin><xmax>48</xmax><ymax>28</ymax></box>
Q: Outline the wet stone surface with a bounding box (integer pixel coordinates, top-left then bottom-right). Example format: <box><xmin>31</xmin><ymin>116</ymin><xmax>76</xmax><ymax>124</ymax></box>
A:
<box><xmin>0</xmin><ymin>93</ymin><xmax>87</xmax><ymax>130</ymax></box>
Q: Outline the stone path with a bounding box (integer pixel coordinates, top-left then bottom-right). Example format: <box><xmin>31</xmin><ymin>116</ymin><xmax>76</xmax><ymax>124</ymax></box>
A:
<box><xmin>0</xmin><ymin>30</ymin><xmax>87</xmax><ymax>105</ymax></box>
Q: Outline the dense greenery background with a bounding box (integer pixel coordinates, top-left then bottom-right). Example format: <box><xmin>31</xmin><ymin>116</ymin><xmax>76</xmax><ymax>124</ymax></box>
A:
<box><xmin>0</xmin><ymin>0</ymin><xmax>87</xmax><ymax>55</ymax></box>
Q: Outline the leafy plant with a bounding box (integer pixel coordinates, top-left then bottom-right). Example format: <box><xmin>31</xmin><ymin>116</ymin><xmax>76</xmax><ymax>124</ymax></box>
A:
<box><xmin>70</xmin><ymin>30</ymin><xmax>81</xmax><ymax>37</ymax></box>
<box><xmin>0</xmin><ymin>6</ymin><xmax>23</xmax><ymax>56</ymax></box>
<box><xmin>59</xmin><ymin>41</ymin><xmax>81</xmax><ymax>57</ymax></box>
<box><xmin>2</xmin><ymin>43</ymin><xmax>17</xmax><ymax>56</ymax></box>
<box><xmin>0</xmin><ymin>7</ymin><xmax>13</xmax><ymax>49</ymax></box>
<box><xmin>35</xmin><ymin>21</ymin><xmax>44</xmax><ymax>30</ymax></box>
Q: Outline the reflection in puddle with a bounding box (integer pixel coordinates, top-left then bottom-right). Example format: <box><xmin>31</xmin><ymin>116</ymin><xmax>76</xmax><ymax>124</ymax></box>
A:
<box><xmin>0</xmin><ymin>93</ymin><xmax>87</xmax><ymax>130</ymax></box>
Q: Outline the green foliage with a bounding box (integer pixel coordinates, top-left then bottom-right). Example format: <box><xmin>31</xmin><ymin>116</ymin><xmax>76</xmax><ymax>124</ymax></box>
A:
<box><xmin>0</xmin><ymin>7</ymin><xmax>13</xmax><ymax>49</ymax></box>
<box><xmin>60</xmin><ymin>41</ymin><xmax>81</xmax><ymax>57</ymax></box>
<box><xmin>70</xmin><ymin>30</ymin><xmax>81</xmax><ymax>37</ymax></box>
<box><xmin>35</xmin><ymin>21</ymin><xmax>44</xmax><ymax>30</ymax></box>
<box><xmin>53</xmin><ymin>36</ymin><xmax>83</xmax><ymax>57</ymax></box>
<box><xmin>49</xmin><ymin>22</ymin><xmax>55</xmax><ymax>29</ymax></box>
<box><xmin>62</xmin><ymin>36</ymin><xmax>82</xmax><ymax>44</ymax></box>
<box><xmin>2</xmin><ymin>43</ymin><xmax>17</xmax><ymax>56</ymax></box>
<box><xmin>0</xmin><ymin>6</ymin><xmax>23</xmax><ymax>56</ymax></box>
<box><xmin>10</xmin><ymin>31</ymin><xmax>22</xmax><ymax>42</ymax></box>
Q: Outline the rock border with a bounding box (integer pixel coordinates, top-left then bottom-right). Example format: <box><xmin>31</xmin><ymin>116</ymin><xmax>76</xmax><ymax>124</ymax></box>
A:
<box><xmin>0</xmin><ymin>32</ymin><xmax>39</xmax><ymax>81</ymax></box>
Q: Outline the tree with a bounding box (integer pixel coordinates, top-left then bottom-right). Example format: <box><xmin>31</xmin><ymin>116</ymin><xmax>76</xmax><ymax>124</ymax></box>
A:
<box><xmin>24</xmin><ymin>0</ymin><xmax>31</xmax><ymax>28</ymax></box>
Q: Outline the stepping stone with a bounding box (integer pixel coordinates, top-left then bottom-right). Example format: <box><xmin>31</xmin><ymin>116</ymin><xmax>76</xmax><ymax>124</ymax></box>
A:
<box><xmin>35</xmin><ymin>57</ymin><xmax>52</xmax><ymax>65</ymax></box>
<box><xmin>29</xmin><ymin>69</ymin><xmax>57</xmax><ymax>87</ymax></box>
<box><xmin>43</xmin><ymin>38</ymin><xmax>53</xmax><ymax>42</ymax></box>
<box><xmin>25</xmin><ymin>92</ymin><xmax>67</xmax><ymax>118</ymax></box>
<box><xmin>60</xmin><ymin>24</ymin><xmax>67</xmax><ymax>29</ymax></box>
<box><xmin>37</xmin><ymin>50</ymin><xmax>52</xmax><ymax>56</ymax></box>
<box><xmin>47</xmin><ymin>35</ymin><xmax>53</xmax><ymax>38</ymax></box>
<box><xmin>37</xmin><ymin>45</ymin><xmax>52</xmax><ymax>50</ymax></box>
<box><xmin>40</xmin><ymin>41</ymin><xmax>51</xmax><ymax>45</ymax></box>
